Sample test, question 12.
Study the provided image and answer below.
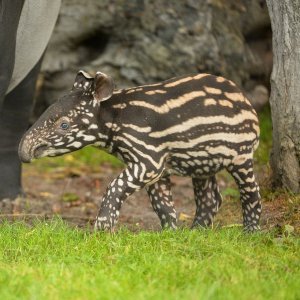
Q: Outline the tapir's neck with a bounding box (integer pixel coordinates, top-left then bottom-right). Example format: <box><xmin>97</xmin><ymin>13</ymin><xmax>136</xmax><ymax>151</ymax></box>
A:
<box><xmin>95</xmin><ymin>91</ymin><xmax>124</xmax><ymax>153</ymax></box>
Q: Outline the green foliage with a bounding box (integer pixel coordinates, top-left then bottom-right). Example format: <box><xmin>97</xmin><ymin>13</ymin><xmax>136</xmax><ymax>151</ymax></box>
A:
<box><xmin>0</xmin><ymin>220</ymin><xmax>299</xmax><ymax>300</ymax></box>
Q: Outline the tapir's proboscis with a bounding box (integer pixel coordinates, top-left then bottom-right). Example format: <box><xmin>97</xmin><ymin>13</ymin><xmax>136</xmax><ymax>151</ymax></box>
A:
<box><xmin>19</xmin><ymin>71</ymin><xmax>261</xmax><ymax>231</ymax></box>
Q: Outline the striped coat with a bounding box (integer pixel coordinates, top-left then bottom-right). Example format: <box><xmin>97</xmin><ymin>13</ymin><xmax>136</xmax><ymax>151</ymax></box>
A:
<box><xmin>19</xmin><ymin>71</ymin><xmax>261</xmax><ymax>232</ymax></box>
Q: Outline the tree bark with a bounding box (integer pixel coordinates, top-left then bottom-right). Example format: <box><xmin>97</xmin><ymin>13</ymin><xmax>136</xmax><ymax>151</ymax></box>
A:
<box><xmin>266</xmin><ymin>0</ymin><xmax>300</xmax><ymax>193</ymax></box>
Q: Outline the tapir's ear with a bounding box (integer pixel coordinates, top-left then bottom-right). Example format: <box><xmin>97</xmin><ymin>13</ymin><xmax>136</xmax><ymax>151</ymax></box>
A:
<box><xmin>93</xmin><ymin>72</ymin><xmax>114</xmax><ymax>102</ymax></box>
<box><xmin>73</xmin><ymin>70</ymin><xmax>94</xmax><ymax>90</ymax></box>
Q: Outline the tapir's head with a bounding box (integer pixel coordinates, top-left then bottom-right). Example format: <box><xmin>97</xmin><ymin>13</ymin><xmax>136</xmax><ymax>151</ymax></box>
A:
<box><xmin>19</xmin><ymin>71</ymin><xmax>114</xmax><ymax>163</ymax></box>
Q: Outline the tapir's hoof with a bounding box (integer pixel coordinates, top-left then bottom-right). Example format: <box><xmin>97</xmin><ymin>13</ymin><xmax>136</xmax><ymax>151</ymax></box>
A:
<box><xmin>94</xmin><ymin>219</ymin><xmax>116</xmax><ymax>233</ymax></box>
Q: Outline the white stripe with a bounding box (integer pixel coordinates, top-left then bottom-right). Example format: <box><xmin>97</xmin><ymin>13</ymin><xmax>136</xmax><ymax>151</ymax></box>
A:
<box><xmin>149</xmin><ymin>110</ymin><xmax>258</xmax><ymax>138</ymax></box>
<box><xmin>139</xmin><ymin>162</ymin><xmax>147</xmax><ymax>182</ymax></box>
<box><xmin>206</xmin><ymin>145</ymin><xmax>238</xmax><ymax>157</ymax></box>
<box><xmin>122</xmin><ymin>131</ymin><xmax>256</xmax><ymax>153</ymax></box>
<box><xmin>145</xmin><ymin>90</ymin><xmax>166</xmax><ymax>95</ymax></box>
<box><xmin>118</xmin><ymin>147</ymin><xmax>139</xmax><ymax>163</ymax></box>
<box><xmin>133</xmin><ymin>164</ymin><xmax>139</xmax><ymax>178</ymax></box>
<box><xmin>164</xmin><ymin>77</ymin><xmax>194</xmax><ymax>87</ymax></box>
<box><xmin>116</xmin><ymin>136</ymin><xmax>163</xmax><ymax>167</ymax></box>
<box><xmin>114</xmin><ymin>136</ymin><xmax>133</xmax><ymax>148</ymax></box>
<box><xmin>129</xmin><ymin>91</ymin><xmax>206</xmax><ymax>114</ymax></box>
<box><xmin>123</xmin><ymin>124</ymin><xmax>152</xmax><ymax>133</ymax></box>
<box><xmin>131</xmin><ymin>148</ymin><xmax>168</xmax><ymax>170</ymax></box>
<box><xmin>171</xmin><ymin>153</ymin><xmax>190</xmax><ymax>159</ymax></box>
<box><xmin>167</xmin><ymin>132</ymin><xmax>257</xmax><ymax>151</ymax></box>
<box><xmin>122</xmin><ymin>133</ymin><xmax>161</xmax><ymax>151</ymax></box>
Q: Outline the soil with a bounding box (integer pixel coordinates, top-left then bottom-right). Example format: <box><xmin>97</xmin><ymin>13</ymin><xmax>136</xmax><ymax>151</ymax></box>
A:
<box><xmin>0</xmin><ymin>163</ymin><xmax>299</xmax><ymax>235</ymax></box>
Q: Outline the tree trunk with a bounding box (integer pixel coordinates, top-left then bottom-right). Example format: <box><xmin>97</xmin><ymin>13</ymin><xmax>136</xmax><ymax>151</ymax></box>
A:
<box><xmin>266</xmin><ymin>0</ymin><xmax>300</xmax><ymax>193</ymax></box>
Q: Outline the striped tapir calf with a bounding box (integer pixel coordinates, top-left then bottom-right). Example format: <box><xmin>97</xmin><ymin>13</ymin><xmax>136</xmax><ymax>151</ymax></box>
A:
<box><xmin>18</xmin><ymin>71</ymin><xmax>261</xmax><ymax>231</ymax></box>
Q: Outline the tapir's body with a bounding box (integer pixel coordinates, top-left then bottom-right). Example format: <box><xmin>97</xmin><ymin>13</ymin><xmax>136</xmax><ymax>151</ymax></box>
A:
<box><xmin>19</xmin><ymin>71</ymin><xmax>261</xmax><ymax>231</ymax></box>
<box><xmin>98</xmin><ymin>74</ymin><xmax>259</xmax><ymax>177</ymax></box>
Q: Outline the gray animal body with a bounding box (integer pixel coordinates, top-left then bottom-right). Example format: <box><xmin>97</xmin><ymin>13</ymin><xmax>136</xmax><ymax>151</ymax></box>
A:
<box><xmin>0</xmin><ymin>0</ymin><xmax>61</xmax><ymax>199</ymax></box>
<box><xmin>19</xmin><ymin>71</ymin><xmax>261</xmax><ymax>231</ymax></box>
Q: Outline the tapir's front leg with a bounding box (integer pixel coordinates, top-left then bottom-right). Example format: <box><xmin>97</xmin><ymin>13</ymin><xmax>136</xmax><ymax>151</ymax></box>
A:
<box><xmin>95</xmin><ymin>163</ymin><xmax>161</xmax><ymax>231</ymax></box>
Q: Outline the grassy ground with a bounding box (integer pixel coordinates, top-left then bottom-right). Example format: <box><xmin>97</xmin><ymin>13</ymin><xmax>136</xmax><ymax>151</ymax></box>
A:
<box><xmin>0</xmin><ymin>220</ymin><xmax>299</xmax><ymax>300</ymax></box>
<box><xmin>1</xmin><ymin>106</ymin><xmax>299</xmax><ymax>299</ymax></box>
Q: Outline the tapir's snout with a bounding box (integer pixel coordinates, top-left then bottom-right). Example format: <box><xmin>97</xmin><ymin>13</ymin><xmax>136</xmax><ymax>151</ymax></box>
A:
<box><xmin>18</xmin><ymin>135</ymin><xmax>33</xmax><ymax>163</ymax></box>
<box><xmin>18</xmin><ymin>134</ymin><xmax>49</xmax><ymax>163</ymax></box>
<box><xmin>19</xmin><ymin>129</ymin><xmax>54</xmax><ymax>162</ymax></box>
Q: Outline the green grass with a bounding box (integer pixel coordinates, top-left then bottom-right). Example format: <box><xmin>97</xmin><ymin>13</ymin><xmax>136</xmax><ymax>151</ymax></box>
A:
<box><xmin>0</xmin><ymin>220</ymin><xmax>299</xmax><ymax>300</ymax></box>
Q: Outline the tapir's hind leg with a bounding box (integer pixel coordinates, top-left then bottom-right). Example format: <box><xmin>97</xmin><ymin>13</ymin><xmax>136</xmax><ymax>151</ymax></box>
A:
<box><xmin>0</xmin><ymin>58</ymin><xmax>42</xmax><ymax>199</ymax></box>
<box><xmin>146</xmin><ymin>175</ymin><xmax>177</xmax><ymax>229</ymax></box>
<box><xmin>191</xmin><ymin>176</ymin><xmax>223</xmax><ymax>228</ymax></box>
<box><xmin>227</xmin><ymin>155</ymin><xmax>261</xmax><ymax>231</ymax></box>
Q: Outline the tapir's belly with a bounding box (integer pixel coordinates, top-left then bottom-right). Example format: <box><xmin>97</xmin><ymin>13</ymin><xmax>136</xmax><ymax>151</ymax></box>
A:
<box><xmin>166</xmin><ymin>154</ymin><xmax>226</xmax><ymax>178</ymax></box>
<box><xmin>165</xmin><ymin>141</ymin><xmax>238</xmax><ymax>178</ymax></box>
<box><xmin>7</xmin><ymin>0</ymin><xmax>61</xmax><ymax>94</ymax></box>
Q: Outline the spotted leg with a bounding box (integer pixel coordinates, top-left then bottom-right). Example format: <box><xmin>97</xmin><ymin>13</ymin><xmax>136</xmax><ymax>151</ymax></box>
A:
<box><xmin>228</xmin><ymin>156</ymin><xmax>261</xmax><ymax>231</ymax></box>
<box><xmin>191</xmin><ymin>175</ymin><xmax>223</xmax><ymax>228</ymax></box>
<box><xmin>95</xmin><ymin>163</ymin><xmax>162</xmax><ymax>231</ymax></box>
<box><xmin>146</xmin><ymin>175</ymin><xmax>177</xmax><ymax>229</ymax></box>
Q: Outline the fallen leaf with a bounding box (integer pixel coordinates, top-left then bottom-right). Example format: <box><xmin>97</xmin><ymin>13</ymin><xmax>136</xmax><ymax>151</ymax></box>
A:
<box><xmin>179</xmin><ymin>212</ymin><xmax>193</xmax><ymax>221</ymax></box>
<box><xmin>65</xmin><ymin>155</ymin><xmax>75</xmax><ymax>162</ymax></box>
<box><xmin>40</xmin><ymin>192</ymin><xmax>54</xmax><ymax>198</ymax></box>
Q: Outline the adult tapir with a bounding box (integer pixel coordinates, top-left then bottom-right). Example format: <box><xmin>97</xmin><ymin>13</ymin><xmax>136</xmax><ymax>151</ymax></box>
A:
<box><xmin>0</xmin><ymin>0</ymin><xmax>61</xmax><ymax>199</ymax></box>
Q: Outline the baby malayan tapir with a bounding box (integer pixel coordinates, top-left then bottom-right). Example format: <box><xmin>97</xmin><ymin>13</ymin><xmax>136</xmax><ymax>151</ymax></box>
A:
<box><xmin>18</xmin><ymin>71</ymin><xmax>261</xmax><ymax>232</ymax></box>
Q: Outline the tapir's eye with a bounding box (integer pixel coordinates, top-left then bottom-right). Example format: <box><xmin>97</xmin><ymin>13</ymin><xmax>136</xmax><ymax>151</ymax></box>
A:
<box><xmin>60</xmin><ymin>122</ymin><xmax>69</xmax><ymax>130</ymax></box>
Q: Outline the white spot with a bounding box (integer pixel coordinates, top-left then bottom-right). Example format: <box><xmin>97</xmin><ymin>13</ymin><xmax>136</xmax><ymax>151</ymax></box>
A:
<box><xmin>113</xmin><ymin>103</ymin><xmax>127</xmax><ymax>109</ymax></box>
<box><xmin>88</xmin><ymin>124</ymin><xmax>98</xmax><ymax>130</ymax></box>
<box><xmin>67</xmin><ymin>141</ymin><xmax>82</xmax><ymax>148</ymax></box>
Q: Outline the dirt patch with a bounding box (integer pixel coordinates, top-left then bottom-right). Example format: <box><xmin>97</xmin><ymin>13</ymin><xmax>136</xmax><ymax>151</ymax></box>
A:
<box><xmin>0</xmin><ymin>163</ymin><xmax>299</xmax><ymax>235</ymax></box>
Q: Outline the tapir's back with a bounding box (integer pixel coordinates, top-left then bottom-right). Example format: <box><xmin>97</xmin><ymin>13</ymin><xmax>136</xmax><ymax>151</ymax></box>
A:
<box><xmin>112</xmin><ymin>73</ymin><xmax>259</xmax><ymax>153</ymax></box>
